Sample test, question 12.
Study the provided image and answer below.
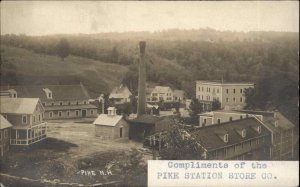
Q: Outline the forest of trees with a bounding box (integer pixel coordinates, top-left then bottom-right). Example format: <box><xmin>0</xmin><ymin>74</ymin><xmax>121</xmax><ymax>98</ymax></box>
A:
<box><xmin>1</xmin><ymin>29</ymin><xmax>298</xmax><ymax>124</ymax></box>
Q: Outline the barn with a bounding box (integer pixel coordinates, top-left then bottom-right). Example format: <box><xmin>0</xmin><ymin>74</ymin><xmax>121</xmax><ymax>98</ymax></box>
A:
<box><xmin>93</xmin><ymin>107</ymin><xmax>129</xmax><ymax>139</ymax></box>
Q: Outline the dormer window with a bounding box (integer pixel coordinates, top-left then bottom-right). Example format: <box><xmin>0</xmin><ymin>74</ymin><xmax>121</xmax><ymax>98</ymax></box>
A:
<box><xmin>252</xmin><ymin>126</ymin><xmax>261</xmax><ymax>134</ymax></box>
<box><xmin>216</xmin><ymin>130</ymin><xmax>228</xmax><ymax>143</ymax></box>
<box><xmin>241</xmin><ymin>130</ymin><xmax>246</xmax><ymax>138</ymax></box>
<box><xmin>236</xmin><ymin>129</ymin><xmax>246</xmax><ymax>138</ymax></box>
<box><xmin>258</xmin><ymin>126</ymin><xmax>261</xmax><ymax>133</ymax></box>
<box><xmin>274</xmin><ymin>121</ymin><xmax>278</xmax><ymax>127</ymax></box>
<box><xmin>224</xmin><ymin>134</ymin><xmax>228</xmax><ymax>143</ymax></box>
<box><xmin>43</xmin><ymin>88</ymin><xmax>52</xmax><ymax>99</ymax></box>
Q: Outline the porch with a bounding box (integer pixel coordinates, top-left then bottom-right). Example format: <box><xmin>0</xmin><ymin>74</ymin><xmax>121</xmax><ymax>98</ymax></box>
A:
<box><xmin>10</xmin><ymin>123</ymin><xmax>47</xmax><ymax>145</ymax></box>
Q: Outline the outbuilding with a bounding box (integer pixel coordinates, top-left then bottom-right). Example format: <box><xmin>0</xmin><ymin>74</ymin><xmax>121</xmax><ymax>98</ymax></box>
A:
<box><xmin>93</xmin><ymin>107</ymin><xmax>129</xmax><ymax>139</ymax></box>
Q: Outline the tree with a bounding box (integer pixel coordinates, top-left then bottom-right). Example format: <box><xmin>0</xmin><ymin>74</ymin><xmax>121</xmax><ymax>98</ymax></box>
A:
<box><xmin>189</xmin><ymin>98</ymin><xmax>202</xmax><ymax>124</ymax></box>
<box><xmin>56</xmin><ymin>38</ymin><xmax>70</xmax><ymax>61</ymax></box>
<box><xmin>111</xmin><ymin>46</ymin><xmax>119</xmax><ymax>64</ymax></box>
<box><xmin>212</xmin><ymin>99</ymin><xmax>221</xmax><ymax>111</ymax></box>
<box><xmin>159</xmin><ymin>119</ymin><xmax>204</xmax><ymax>160</ymax></box>
<box><xmin>110</xmin><ymin>148</ymin><xmax>147</xmax><ymax>186</ymax></box>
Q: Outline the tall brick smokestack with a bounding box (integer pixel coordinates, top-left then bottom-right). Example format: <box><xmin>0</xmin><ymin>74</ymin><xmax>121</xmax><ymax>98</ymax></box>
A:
<box><xmin>137</xmin><ymin>41</ymin><xmax>146</xmax><ymax>117</ymax></box>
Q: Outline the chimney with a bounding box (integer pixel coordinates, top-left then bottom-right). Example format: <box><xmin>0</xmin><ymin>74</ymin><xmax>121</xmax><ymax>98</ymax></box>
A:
<box><xmin>137</xmin><ymin>41</ymin><xmax>146</xmax><ymax>117</ymax></box>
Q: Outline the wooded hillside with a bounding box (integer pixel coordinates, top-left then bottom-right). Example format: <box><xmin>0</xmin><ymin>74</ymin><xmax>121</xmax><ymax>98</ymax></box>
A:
<box><xmin>1</xmin><ymin>29</ymin><xmax>298</xmax><ymax>124</ymax></box>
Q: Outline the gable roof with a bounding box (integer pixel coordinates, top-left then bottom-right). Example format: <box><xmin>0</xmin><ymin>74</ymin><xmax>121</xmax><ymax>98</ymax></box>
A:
<box><xmin>109</xmin><ymin>85</ymin><xmax>132</xmax><ymax>99</ymax></box>
<box><xmin>93</xmin><ymin>114</ymin><xmax>123</xmax><ymax>127</ymax></box>
<box><xmin>0</xmin><ymin>114</ymin><xmax>13</xmax><ymax>129</ymax></box>
<box><xmin>0</xmin><ymin>84</ymin><xmax>91</xmax><ymax>101</ymax></box>
<box><xmin>232</xmin><ymin>110</ymin><xmax>295</xmax><ymax>133</ymax></box>
<box><xmin>191</xmin><ymin>118</ymin><xmax>269</xmax><ymax>151</ymax></box>
<box><xmin>153</xmin><ymin>86</ymin><xmax>172</xmax><ymax>93</ymax></box>
<box><xmin>0</xmin><ymin>98</ymin><xmax>41</xmax><ymax>114</ymax></box>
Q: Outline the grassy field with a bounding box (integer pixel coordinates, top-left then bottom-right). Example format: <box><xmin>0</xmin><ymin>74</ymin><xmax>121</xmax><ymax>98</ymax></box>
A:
<box><xmin>1</xmin><ymin>45</ymin><xmax>129</xmax><ymax>96</ymax></box>
<box><xmin>0</xmin><ymin>120</ymin><xmax>144</xmax><ymax>186</ymax></box>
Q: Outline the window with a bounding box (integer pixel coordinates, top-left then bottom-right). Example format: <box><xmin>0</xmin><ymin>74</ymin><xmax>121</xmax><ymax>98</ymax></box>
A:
<box><xmin>84</xmin><ymin>101</ymin><xmax>87</xmax><ymax>104</ymax></box>
<box><xmin>33</xmin><ymin>116</ymin><xmax>36</xmax><ymax>122</ymax></box>
<box><xmin>240</xmin><ymin>97</ymin><xmax>243</xmax><ymax>102</ymax></box>
<box><xmin>42</xmin><ymin>103</ymin><xmax>46</xmax><ymax>107</ymax></box>
<box><xmin>198</xmin><ymin>87</ymin><xmax>201</xmax><ymax>91</ymax></box>
<box><xmin>217</xmin><ymin>119</ymin><xmax>221</xmax><ymax>124</ymax></box>
<box><xmin>229</xmin><ymin>117</ymin><xmax>233</xmax><ymax>121</ymax></box>
<box><xmin>201</xmin><ymin>95</ymin><xmax>204</xmax><ymax>100</ymax></box>
<box><xmin>48</xmin><ymin>93</ymin><xmax>51</xmax><ymax>98</ymax></box>
<box><xmin>233</xmin><ymin>89</ymin><xmax>236</xmax><ymax>93</ymax></box>
<box><xmin>226</xmin><ymin>98</ymin><xmax>229</xmax><ymax>102</ymax></box>
<box><xmin>51</xmin><ymin>103</ymin><xmax>54</xmax><ymax>106</ymax></box>
<box><xmin>224</xmin><ymin>134</ymin><xmax>228</xmax><ymax>143</ymax></box>
<box><xmin>204</xmin><ymin>119</ymin><xmax>207</xmax><ymax>124</ymax></box>
<box><xmin>39</xmin><ymin>114</ymin><xmax>41</xmax><ymax>121</ymax></box>
<box><xmin>240</xmin><ymin>89</ymin><xmax>243</xmax><ymax>93</ymax></box>
<box><xmin>240</xmin><ymin>115</ymin><xmax>243</xmax><ymax>119</ymax></box>
<box><xmin>13</xmin><ymin>93</ymin><xmax>17</xmax><ymax>98</ymax></box>
<box><xmin>233</xmin><ymin>97</ymin><xmax>236</xmax><ymax>102</ymax></box>
<box><xmin>22</xmin><ymin>115</ymin><xmax>27</xmax><ymax>124</ymax></box>
<box><xmin>76</xmin><ymin>101</ymin><xmax>79</xmax><ymax>105</ymax></box>
<box><xmin>202</xmin><ymin>87</ymin><xmax>204</xmax><ymax>91</ymax></box>
<box><xmin>258</xmin><ymin>126</ymin><xmax>261</xmax><ymax>133</ymax></box>
<box><xmin>207</xmin><ymin>87</ymin><xmax>209</xmax><ymax>92</ymax></box>
<box><xmin>226</xmin><ymin>89</ymin><xmax>229</xmax><ymax>94</ymax></box>
<box><xmin>58</xmin><ymin>111</ymin><xmax>62</xmax><ymax>117</ymax></box>
<box><xmin>217</xmin><ymin>88</ymin><xmax>219</xmax><ymax>93</ymax></box>
<box><xmin>241</xmin><ymin>130</ymin><xmax>246</xmax><ymax>138</ymax></box>
<box><xmin>75</xmin><ymin>110</ymin><xmax>79</xmax><ymax>117</ymax></box>
<box><xmin>91</xmin><ymin>110</ymin><xmax>94</xmax><ymax>115</ymax></box>
<box><xmin>60</xmin><ymin>102</ymin><xmax>63</xmax><ymax>106</ymax></box>
<box><xmin>213</xmin><ymin>88</ymin><xmax>215</xmax><ymax>93</ymax></box>
<box><xmin>0</xmin><ymin>132</ymin><xmax>2</xmax><ymax>140</ymax></box>
<box><xmin>49</xmin><ymin>112</ymin><xmax>53</xmax><ymax>118</ymax></box>
<box><xmin>4</xmin><ymin>130</ymin><xmax>8</xmax><ymax>138</ymax></box>
<box><xmin>249</xmin><ymin>140</ymin><xmax>252</xmax><ymax>147</ymax></box>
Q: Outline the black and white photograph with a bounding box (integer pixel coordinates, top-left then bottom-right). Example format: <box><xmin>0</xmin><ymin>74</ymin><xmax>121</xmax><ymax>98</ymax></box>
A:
<box><xmin>0</xmin><ymin>1</ymin><xmax>299</xmax><ymax>186</ymax></box>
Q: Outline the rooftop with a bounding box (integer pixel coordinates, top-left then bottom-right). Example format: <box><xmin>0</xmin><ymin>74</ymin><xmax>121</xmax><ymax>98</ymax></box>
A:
<box><xmin>0</xmin><ymin>98</ymin><xmax>41</xmax><ymax>114</ymax></box>
<box><xmin>93</xmin><ymin>114</ymin><xmax>123</xmax><ymax>127</ymax></box>
<box><xmin>0</xmin><ymin>84</ymin><xmax>91</xmax><ymax>101</ymax></box>
<box><xmin>191</xmin><ymin>117</ymin><xmax>269</xmax><ymax>151</ymax></box>
<box><xmin>196</xmin><ymin>80</ymin><xmax>254</xmax><ymax>85</ymax></box>
<box><xmin>0</xmin><ymin>114</ymin><xmax>13</xmax><ymax>129</ymax></box>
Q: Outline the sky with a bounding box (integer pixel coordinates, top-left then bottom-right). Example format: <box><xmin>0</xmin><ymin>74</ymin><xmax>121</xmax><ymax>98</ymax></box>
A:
<box><xmin>1</xmin><ymin>1</ymin><xmax>299</xmax><ymax>36</ymax></box>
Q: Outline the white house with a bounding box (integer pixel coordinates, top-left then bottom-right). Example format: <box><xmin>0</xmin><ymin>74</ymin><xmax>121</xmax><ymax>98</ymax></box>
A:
<box><xmin>109</xmin><ymin>85</ymin><xmax>132</xmax><ymax>105</ymax></box>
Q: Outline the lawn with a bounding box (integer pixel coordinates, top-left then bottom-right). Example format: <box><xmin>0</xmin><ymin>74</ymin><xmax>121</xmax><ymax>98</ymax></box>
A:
<box><xmin>0</xmin><ymin>120</ymin><xmax>144</xmax><ymax>186</ymax></box>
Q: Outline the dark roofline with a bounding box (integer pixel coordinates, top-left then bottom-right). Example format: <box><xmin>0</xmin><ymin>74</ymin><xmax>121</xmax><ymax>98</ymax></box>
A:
<box><xmin>193</xmin><ymin>117</ymin><xmax>258</xmax><ymax>131</ymax></box>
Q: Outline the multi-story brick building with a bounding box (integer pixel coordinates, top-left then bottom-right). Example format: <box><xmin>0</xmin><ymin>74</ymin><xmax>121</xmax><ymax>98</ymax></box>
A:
<box><xmin>196</xmin><ymin>80</ymin><xmax>254</xmax><ymax>110</ymax></box>
<box><xmin>0</xmin><ymin>84</ymin><xmax>97</xmax><ymax>120</ymax></box>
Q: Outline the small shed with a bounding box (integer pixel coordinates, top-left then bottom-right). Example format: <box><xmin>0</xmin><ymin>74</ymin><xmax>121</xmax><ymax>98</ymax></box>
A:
<box><xmin>93</xmin><ymin>107</ymin><xmax>129</xmax><ymax>139</ymax></box>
